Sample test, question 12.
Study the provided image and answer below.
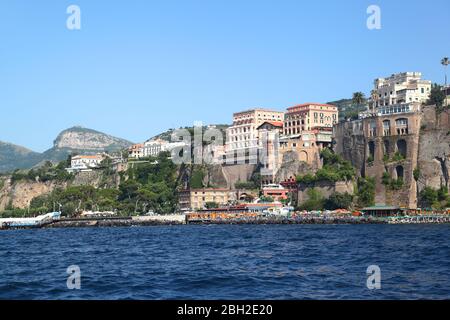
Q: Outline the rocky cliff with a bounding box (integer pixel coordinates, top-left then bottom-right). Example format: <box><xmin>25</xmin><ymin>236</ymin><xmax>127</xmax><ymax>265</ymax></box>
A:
<box><xmin>0</xmin><ymin>126</ymin><xmax>133</xmax><ymax>172</ymax></box>
<box><xmin>417</xmin><ymin>106</ymin><xmax>450</xmax><ymax>192</ymax></box>
<box><xmin>0</xmin><ymin>169</ymin><xmax>121</xmax><ymax>211</ymax></box>
<box><xmin>41</xmin><ymin>126</ymin><xmax>133</xmax><ymax>162</ymax></box>
<box><xmin>0</xmin><ymin>177</ymin><xmax>65</xmax><ymax>211</ymax></box>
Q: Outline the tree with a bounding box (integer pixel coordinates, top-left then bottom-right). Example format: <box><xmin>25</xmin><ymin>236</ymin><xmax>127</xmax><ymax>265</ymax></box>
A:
<box><xmin>190</xmin><ymin>168</ymin><xmax>205</xmax><ymax>189</ymax></box>
<box><xmin>324</xmin><ymin>192</ymin><xmax>354</xmax><ymax>210</ymax></box>
<box><xmin>205</xmin><ymin>202</ymin><xmax>219</xmax><ymax>209</ymax></box>
<box><xmin>298</xmin><ymin>188</ymin><xmax>325</xmax><ymax>211</ymax></box>
<box><xmin>356</xmin><ymin>177</ymin><xmax>375</xmax><ymax>207</ymax></box>
<box><xmin>419</xmin><ymin>187</ymin><xmax>438</xmax><ymax>209</ymax></box>
<box><xmin>428</xmin><ymin>83</ymin><xmax>446</xmax><ymax>109</ymax></box>
<box><xmin>442</xmin><ymin>57</ymin><xmax>449</xmax><ymax>86</ymax></box>
<box><xmin>442</xmin><ymin>57</ymin><xmax>449</xmax><ymax>108</ymax></box>
<box><xmin>259</xmin><ymin>196</ymin><xmax>274</xmax><ymax>203</ymax></box>
<box><xmin>352</xmin><ymin>92</ymin><xmax>366</xmax><ymax>106</ymax></box>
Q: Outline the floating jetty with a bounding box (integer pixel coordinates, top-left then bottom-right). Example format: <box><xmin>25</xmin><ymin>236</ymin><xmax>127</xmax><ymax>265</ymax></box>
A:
<box><xmin>0</xmin><ymin>212</ymin><xmax>61</xmax><ymax>230</ymax></box>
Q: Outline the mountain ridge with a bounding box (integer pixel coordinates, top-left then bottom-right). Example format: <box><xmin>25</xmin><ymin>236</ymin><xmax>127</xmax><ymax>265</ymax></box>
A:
<box><xmin>0</xmin><ymin>126</ymin><xmax>134</xmax><ymax>173</ymax></box>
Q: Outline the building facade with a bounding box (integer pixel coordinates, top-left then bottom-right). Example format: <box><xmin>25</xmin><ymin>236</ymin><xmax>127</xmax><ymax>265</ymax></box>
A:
<box><xmin>67</xmin><ymin>154</ymin><xmax>105</xmax><ymax>172</ymax></box>
<box><xmin>283</xmin><ymin>103</ymin><xmax>338</xmax><ymax>135</ymax></box>
<box><xmin>225</xmin><ymin>108</ymin><xmax>285</xmax><ymax>164</ymax></box>
<box><xmin>372</xmin><ymin>72</ymin><xmax>431</xmax><ymax>108</ymax></box>
<box><xmin>189</xmin><ymin>189</ymin><xmax>237</xmax><ymax>210</ymax></box>
<box><xmin>128</xmin><ymin>143</ymin><xmax>144</xmax><ymax>159</ymax></box>
<box><xmin>262</xmin><ymin>184</ymin><xmax>289</xmax><ymax>201</ymax></box>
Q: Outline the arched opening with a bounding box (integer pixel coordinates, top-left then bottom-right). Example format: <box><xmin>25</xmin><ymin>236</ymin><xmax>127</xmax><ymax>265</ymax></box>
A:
<box><xmin>395</xmin><ymin>166</ymin><xmax>404</xmax><ymax>180</ymax></box>
<box><xmin>383</xmin><ymin>120</ymin><xmax>391</xmax><ymax>136</ymax></box>
<box><xmin>299</xmin><ymin>151</ymin><xmax>308</xmax><ymax>163</ymax></box>
<box><xmin>395</xmin><ymin>118</ymin><xmax>409</xmax><ymax>135</ymax></box>
<box><xmin>396</xmin><ymin>139</ymin><xmax>407</xmax><ymax>158</ymax></box>
<box><xmin>369</xmin><ymin>121</ymin><xmax>377</xmax><ymax>137</ymax></box>
<box><xmin>383</xmin><ymin>140</ymin><xmax>390</xmax><ymax>155</ymax></box>
<box><xmin>368</xmin><ymin>141</ymin><xmax>375</xmax><ymax>159</ymax></box>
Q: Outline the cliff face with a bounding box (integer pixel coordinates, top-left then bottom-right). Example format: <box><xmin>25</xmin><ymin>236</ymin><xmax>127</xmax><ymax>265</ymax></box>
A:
<box><xmin>0</xmin><ymin>170</ymin><xmax>121</xmax><ymax>211</ymax></box>
<box><xmin>334</xmin><ymin>105</ymin><xmax>450</xmax><ymax>208</ymax></box>
<box><xmin>0</xmin><ymin>177</ymin><xmax>65</xmax><ymax>211</ymax></box>
<box><xmin>275</xmin><ymin>151</ymin><xmax>314</xmax><ymax>182</ymax></box>
<box><xmin>53</xmin><ymin>127</ymin><xmax>131</xmax><ymax>150</ymax></box>
<box><xmin>41</xmin><ymin>126</ymin><xmax>133</xmax><ymax>162</ymax></box>
<box><xmin>333</xmin><ymin>120</ymin><xmax>366</xmax><ymax>176</ymax></box>
<box><xmin>417</xmin><ymin>107</ymin><xmax>450</xmax><ymax>192</ymax></box>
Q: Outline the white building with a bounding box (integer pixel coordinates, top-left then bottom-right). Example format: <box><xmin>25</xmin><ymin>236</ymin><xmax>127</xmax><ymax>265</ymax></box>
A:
<box><xmin>373</xmin><ymin>72</ymin><xmax>431</xmax><ymax>108</ymax></box>
<box><xmin>225</xmin><ymin>108</ymin><xmax>285</xmax><ymax>164</ymax></box>
<box><xmin>128</xmin><ymin>143</ymin><xmax>145</xmax><ymax>159</ymax></box>
<box><xmin>143</xmin><ymin>139</ymin><xmax>167</xmax><ymax>157</ymax></box>
<box><xmin>141</xmin><ymin>139</ymin><xmax>190</xmax><ymax>158</ymax></box>
<box><xmin>67</xmin><ymin>154</ymin><xmax>105</xmax><ymax>172</ymax></box>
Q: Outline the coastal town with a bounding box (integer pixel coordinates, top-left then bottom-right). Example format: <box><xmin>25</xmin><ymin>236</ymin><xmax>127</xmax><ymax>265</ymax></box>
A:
<box><xmin>2</xmin><ymin>69</ymin><xmax>450</xmax><ymax>228</ymax></box>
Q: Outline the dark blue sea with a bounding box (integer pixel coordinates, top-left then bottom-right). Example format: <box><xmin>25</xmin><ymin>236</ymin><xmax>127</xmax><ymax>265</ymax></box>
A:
<box><xmin>0</xmin><ymin>224</ymin><xmax>449</xmax><ymax>300</ymax></box>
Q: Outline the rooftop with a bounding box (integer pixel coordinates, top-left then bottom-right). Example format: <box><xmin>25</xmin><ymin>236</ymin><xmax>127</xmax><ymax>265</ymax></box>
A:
<box><xmin>287</xmin><ymin>103</ymin><xmax>336</xmax><ymax>111</ymax></box>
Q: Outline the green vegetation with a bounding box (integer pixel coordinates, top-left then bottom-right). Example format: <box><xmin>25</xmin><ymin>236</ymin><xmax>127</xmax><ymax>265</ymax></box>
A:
<box><xmin>235</xmin><ymin>171</ymin><xmax>261</xmax><ymax>190</ymax></box>
<box><xmin>298</xmin><ymin>188</ymin><xmax>325</xmax><ymax>211</ymax></box>
<box><xmin>11</xmin><ymin>160</ymin><xmax>74</xmax><ymax>184</ymax></box>
<box><xmin>190</xmin><ymin>168</ymin><xmax>205</xmax><ymax>188</ymax></box>
<box><xmin>419</xmin><ymin>186</ymin><xmax>449</xmax><ymax>209</ymax></box>
<box><xmin>17</xmin><ymin>152</ymin><xmax>180</xmax><ymax>217</ymax></box>
<box><xmin>381</xmin><ymin>172</ymin><xmax>404</xmax><ymax>190</ymax></box>
<box><xmin>205</xmin><ymin>202</ymin><xmax>219</xmax><ymax>209</ymax></box>
<box><xmin>324</xmin><ymin>192</ymin><xmax>354</xmax><ymax>210</ymax></box>
<box><xmin>297</xmin><ymin>190</ymin><xmax>353</xmax><ymax>211</ymax></box>
<box><xmin>352</xmin><ymin>92</ymin><xmax>366</xmax><ymax>106</ymax></box>
<box><xmin>296</xmin><ymin>149</ymin><xmax>355</xmax><ymax>184</ymax></box>
<box><xmin>356</xmin><ymin>177</ymin><xmax>375</xmax><ymax>207</ymax></box>
<box><xmin>367</xmin><ymin>155</ymin><xmax>374</xmax><ymax>165</ymax></box>
<box><xmin>328</xmin><ymin>96</ymin><xmax>367</xmax><ymax>122</ymax></box>
<box><xmin>413</xmin><ymin>168</ymin><xmax>421</xmax><ymax>181</ymax></box>
<box><xmin>427</xmin><ymin>83</ymin><xmax>446</xmax><ymax>110</ymax></box>
<box><xmin>259</xmin><ymin>196</ymin><xmax>274</xmax><ymax>203</ymax></box>
<box><xmin>391</xmin><ymin>152</ymin><xmax>405</xmax><ymax>162</ymax></box>
<box><xmin>235</xmin><ymin>181</ymin><xmax>257</xmax><ymax>190</ymax></box>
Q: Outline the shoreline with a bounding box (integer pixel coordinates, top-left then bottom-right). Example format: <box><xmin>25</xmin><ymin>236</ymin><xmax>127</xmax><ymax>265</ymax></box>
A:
<box><xmin>2</xmin><ymin>214</ymin><xmax>450</xmax><ymax>230</ymax></box>
<box><xmin>16</xmin><ymin>216</ymin><xmax>450</xmax><ymax>230</ymax></box>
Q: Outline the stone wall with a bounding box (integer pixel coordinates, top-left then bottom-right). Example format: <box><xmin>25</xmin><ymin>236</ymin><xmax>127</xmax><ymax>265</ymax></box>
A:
<box><xmin>221</xmin><ymin>164</ymin><xmax>257</xmax><ymax>189</ymax></box>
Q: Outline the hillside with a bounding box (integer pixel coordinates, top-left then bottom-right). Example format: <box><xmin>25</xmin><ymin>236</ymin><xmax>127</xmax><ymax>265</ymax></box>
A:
<box><xmin>149</xmin><ymin>124</ymin><xmax>230</xmax><ymax>142</ymax></box>
<box><xmin>0</xmin><ymin>126</ymin><xmax>133</xmax><ymax>173</ymax></box>
<box><xmin>0</xmin><ymin>141</ymin><xmax>42</xmax><ymax>173</ymax></box>
<box><xmin>41</xmin><ymin>126</ymin><xmax>133</xmax><ymax>162</ymax></box>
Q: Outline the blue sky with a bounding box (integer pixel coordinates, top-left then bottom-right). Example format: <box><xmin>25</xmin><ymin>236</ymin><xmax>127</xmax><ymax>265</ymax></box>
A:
<box><xmin>1</xmin><ymin>0</ymin><xmax>449</xmax><ymax>152</ymax></box>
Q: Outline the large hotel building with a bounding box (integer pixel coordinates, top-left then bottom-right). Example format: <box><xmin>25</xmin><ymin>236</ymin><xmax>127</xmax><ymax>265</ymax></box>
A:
<box><xmin>225</xmin><ymin>108</ymin><xmax>285</xmax><ymax>163</ymax></box>
<box><xmin>283</xmin><ymin>103</ymin><xmax>338</xmax><ymax>135</ymax></box>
